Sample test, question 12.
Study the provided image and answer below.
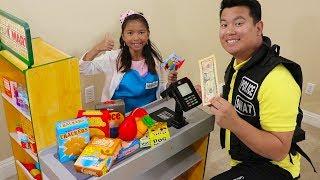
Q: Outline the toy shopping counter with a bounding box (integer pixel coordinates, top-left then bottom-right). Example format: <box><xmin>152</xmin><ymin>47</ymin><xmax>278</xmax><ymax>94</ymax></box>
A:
<box><xmin>39</xmin><ymin>98</ymin><xmax>214</xmax><ymax>180</ymax></box>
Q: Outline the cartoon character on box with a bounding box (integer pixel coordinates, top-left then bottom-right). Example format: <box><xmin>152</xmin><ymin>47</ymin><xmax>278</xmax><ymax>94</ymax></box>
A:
<box><xmin>77</xmin><ymin>110</ymin><xmax>111</xmax><ymax>138</ymax></box>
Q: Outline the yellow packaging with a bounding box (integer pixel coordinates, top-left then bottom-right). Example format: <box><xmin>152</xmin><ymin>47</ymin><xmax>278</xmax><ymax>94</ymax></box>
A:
<box><xmin>149</xmin><ymin>122</ymin><xmax>171</xmax><ymax>147</ymax></box>
<box><xmin>74</xmin><ymin>137</ymin><xmax>122</xmax><ymax>176</ymax></box>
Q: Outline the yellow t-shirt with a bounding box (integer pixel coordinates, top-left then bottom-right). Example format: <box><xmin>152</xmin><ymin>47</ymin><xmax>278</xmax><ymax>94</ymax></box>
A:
<box><xmin>225</xmin><ymin>60</ymin><xmax>301</xmax><ymax>178</ymax></box>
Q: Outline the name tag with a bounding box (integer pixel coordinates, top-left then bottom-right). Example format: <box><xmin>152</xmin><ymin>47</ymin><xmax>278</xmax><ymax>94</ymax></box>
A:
<box><xmin>145</xmin><ymin>81</ymin><xmax>158</xmax><ymax>89</ymax></box>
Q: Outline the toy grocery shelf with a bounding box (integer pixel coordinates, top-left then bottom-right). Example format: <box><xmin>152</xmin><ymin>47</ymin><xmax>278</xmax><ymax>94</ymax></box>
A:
<box><xmin>10</xmin><ymin>132</ymin><xmax>38</xmax><ymax>162</ymax></box>
<box><xmin>2</xmin><ymin>93</ymin><xmax>31</xmax><ymax>121</ymax></box>
<box><xmin>39</xmin><ymin>98</ymin><xmax>214</xmax><ymax>179</ymax></box>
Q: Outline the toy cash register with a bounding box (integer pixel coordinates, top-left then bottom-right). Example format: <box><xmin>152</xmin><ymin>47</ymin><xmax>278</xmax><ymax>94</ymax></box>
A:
<box><xmin>150</xmin><ymin>77</ymin><xmax>202</xmax><ymax>129</ymax></box>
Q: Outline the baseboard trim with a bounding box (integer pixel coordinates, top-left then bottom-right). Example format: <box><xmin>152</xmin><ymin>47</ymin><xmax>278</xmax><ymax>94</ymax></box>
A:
<box><xmin>0</xmin><ymin>156</ymin><xmax>16</xmax><ymax>179</ymax></box>
<box><xmin>302</xmin><ymin>109</ymin><xmax>320</xmax><ymax>128</ymax></box>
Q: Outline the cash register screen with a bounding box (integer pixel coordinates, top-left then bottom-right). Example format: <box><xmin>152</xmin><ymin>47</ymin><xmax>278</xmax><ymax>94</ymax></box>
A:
<box><xmin>177</xmin><ymin>83</ymin><xmax>192</xmax><ymax>97</ymax></box>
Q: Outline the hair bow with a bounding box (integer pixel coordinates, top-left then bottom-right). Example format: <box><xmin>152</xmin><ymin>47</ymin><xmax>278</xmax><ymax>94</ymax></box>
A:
<box><xmin>120</xmin><ymin>10</ymin><xmax>137</xmax><ymax>24</ymax></box>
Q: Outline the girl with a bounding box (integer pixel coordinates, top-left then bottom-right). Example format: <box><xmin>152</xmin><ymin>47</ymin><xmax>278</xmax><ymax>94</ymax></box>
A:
<box><xmin>79</xmin><ymin>10</ymin><xmax>177</xmax><ymax>112</ymax></box>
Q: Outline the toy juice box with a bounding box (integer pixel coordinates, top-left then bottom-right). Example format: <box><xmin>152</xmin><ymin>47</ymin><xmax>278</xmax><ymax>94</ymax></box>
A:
<box><xmin>77</xmin><ymin>110</ymin><xmax>111</xmax><ymax>138</ymax></box>
<box><xmin>74</xmin><ymin>137</ymin><xmax>122</xmax><ymax>177</ymax></box>
<box><xmin>56</xmin><ymin>117</ymin><xmax>90</xmax><ymax>163</ymax></box>
<box><xmin>95</xmin><ymin>99</ymin><xmax>125</xmax><ymax>138</ymax></box>
<box><xmin>149</xmin><ymin>122</ymin><xmax>171</xmax><ymax>147</ymax></box>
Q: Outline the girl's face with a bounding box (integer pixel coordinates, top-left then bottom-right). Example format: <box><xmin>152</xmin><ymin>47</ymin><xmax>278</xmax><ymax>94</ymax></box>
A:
<box><xmin>122</xmin><ymin>20</ymin><xmax>150</xmax><ymax>56</ymax></box>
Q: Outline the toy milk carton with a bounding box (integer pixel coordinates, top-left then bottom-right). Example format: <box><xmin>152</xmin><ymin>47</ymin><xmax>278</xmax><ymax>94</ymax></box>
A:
<box><xmin>74</xmin><ymin>137</ymin><xmax>122</xmax><ymax>177</ymax></box>
<box><xmin>56</xmin><ymin>117</ymin><xmax>90</xmax><ymax>163</ymax></box>
<box><xmin>77</xmin><ymin>110</ymin><xmax>111</xmax><ymax>138</ymax></box>
<box><xmin>95</xmin><ymin>100</ymin><xmax>125</xmax><ymax>138</ymax></box>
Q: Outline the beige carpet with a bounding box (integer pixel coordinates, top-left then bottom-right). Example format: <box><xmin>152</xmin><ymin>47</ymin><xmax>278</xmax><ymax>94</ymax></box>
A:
<box><xmin>204</xmin><ymin>123</ymin><xmax>320</xmax><ymax>180</ymax></box>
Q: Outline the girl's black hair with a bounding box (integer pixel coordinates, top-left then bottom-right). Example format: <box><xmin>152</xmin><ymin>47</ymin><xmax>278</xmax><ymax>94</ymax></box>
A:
<box><xmin>220</xmin><ymin>0</ymin><xmax>261</xmax><ymax>24</ymax></box>
<box><xmin>117</xmin><ymin>13</ymin><xmax>162</xmax><ymax>74</ymax></box>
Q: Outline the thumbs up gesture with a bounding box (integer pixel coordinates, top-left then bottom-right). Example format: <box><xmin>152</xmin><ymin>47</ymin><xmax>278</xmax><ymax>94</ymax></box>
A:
<box><xmin>95</xmin><ymin>33</ymin><xmax>115</xmax><ymax>52</ymax></box>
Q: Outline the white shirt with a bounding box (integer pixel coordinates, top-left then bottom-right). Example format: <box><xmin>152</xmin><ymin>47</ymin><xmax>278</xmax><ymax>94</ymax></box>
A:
<box><xmin>79</xmin><ymin>49</ymin><xmax>168</xmax><ymax>102</ymax></box>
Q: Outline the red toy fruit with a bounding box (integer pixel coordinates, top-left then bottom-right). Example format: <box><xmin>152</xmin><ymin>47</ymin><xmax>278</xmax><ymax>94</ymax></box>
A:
<box><xmin>130</xmin><ymin>108</ymin><xmax>148</xmax><ymax>120</ymax></box>
<box><xmin>118</xmin><ymin>115</ymin><xmax>137</xmax><ymax>141</ymax></box>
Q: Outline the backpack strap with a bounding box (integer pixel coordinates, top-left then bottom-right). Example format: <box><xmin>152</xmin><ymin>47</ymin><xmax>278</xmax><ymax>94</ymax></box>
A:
<box><xmin>292</xmin><ymin>143</ymin><xmax>317</xmax><ymax>173</ymax></box>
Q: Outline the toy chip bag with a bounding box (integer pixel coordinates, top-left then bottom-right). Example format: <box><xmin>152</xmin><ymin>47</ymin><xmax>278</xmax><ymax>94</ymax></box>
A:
<box><xmin>74</xmin><ymin>137</ymin><xmax>122</xmax><ymax>177</ymax></box>
<box><xmin>56</xmin><ymin>117</ymin><xmax>90</xmax><ymax>163</ymax></box>
<box><xmin>77</xmin><ymin>110</ymin><xmax>111</xmax><ymax>138</ymax></box>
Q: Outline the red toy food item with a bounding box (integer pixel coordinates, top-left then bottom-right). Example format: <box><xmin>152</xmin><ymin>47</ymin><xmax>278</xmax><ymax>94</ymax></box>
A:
<box><xmin>130</xmin><ymin>108</ymin><xmax>148</xmax><ymax>120</ymax></box>
<box><xmin>118</xmin><ymin>115</ymin><xmax>137</xmax><ymax>141</ymax></box>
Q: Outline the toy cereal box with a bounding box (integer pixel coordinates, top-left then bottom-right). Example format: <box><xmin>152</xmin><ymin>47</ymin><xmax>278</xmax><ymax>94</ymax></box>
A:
<box><xmin>56</xmin><ymin>117</ymin><xmax>90</xmax><ymax>163</ymax></box>
<box><xmin>77</xmin><ymin>110</ymin><xmax>111</xmax><ymax>138</ymax></box>
<box><xmin>95</xmin><ymin>100</ymin><xmax>125</xmax><ymax>138</ymax></box>
<box><xmin>74</xmin><ymin>137</ymin><xmax>122</xmax><ymax>177</ymax></box>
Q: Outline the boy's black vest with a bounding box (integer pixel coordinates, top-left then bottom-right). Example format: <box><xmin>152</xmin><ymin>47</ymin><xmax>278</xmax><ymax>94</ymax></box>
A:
<box><xmin>220</xmin><ymin>36</ymin><xmax>316</xmax><ymax>172</ymax></box>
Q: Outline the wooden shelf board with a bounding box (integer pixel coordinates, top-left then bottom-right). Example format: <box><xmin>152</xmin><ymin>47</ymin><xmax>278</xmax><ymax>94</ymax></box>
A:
<box><xmin>2</xmin><ymin>93</ymin><xmax>31</xmax><ymax>121</ymax></box>
<box><xmin>10</xmin><ymin>132</ymin><xmax>38</xmax><ymax>162</ymax></box>
<box><xmin>15</xmin><ymin>160</ymin><xmax>35</xmax><ymax>180</ymax></box>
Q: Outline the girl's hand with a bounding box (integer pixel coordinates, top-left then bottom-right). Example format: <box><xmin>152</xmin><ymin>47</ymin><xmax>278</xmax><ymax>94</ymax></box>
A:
<box><xmin>94</xmin><ymin>33</ymin><xmax>114</xmax><ymax>52</ymax></box>
<box><xmin>168</xmin><ymin>70</ymin><xmax>178</xmax><ymax>84</ymax></box>
<box><xmin>84</xmin><ymin>33</ymin><xmax>115</xmax><ymax>61</ymax></box>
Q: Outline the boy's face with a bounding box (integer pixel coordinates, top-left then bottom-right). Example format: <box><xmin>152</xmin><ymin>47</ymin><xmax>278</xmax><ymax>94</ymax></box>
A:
<box><xmin>219</xmin><ymin>6</ymin><xmax>263</xmax><ymax>61</ymax></box>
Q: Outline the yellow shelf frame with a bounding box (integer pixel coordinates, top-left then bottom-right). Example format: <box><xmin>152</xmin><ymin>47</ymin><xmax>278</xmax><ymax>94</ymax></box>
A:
<box><xmin>0</xmin><ymin>37</ymin><xmax>82</xmax><ymax>179</ymax></box>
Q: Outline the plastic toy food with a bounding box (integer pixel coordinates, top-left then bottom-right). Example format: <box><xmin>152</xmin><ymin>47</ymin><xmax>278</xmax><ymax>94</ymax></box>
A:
<box><xmin>118</xmin><ymin>115</ymin><xmax>137</xmax><ymax>141</ymax></box>
<box><xmin>130</xmin><ymin>108</ymin><xmax>148</xmax><ymax>119</ymax></box>
<box><xmin>136</xmin><ymin>119</ymin><xmax>148</xmax><ymax>138</ymax></box>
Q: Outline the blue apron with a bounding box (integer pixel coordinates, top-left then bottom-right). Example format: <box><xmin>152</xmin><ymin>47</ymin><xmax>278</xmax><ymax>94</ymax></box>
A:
<box><xmin>112</xmin><ymin>70</ymin><xmax>159</xmax><ymax>113</ymax></box>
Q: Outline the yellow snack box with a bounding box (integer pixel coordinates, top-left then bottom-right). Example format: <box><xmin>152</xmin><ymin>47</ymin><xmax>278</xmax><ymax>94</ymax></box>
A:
<box><xmin>74</xmin><ymin>137</ymin><xmax>122</xmax><ymax>176</ymax></box>
<box><xmin>149</xmin><ymin>122</ymin><xmax>171</xmax><ymax>147</ymax></box>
